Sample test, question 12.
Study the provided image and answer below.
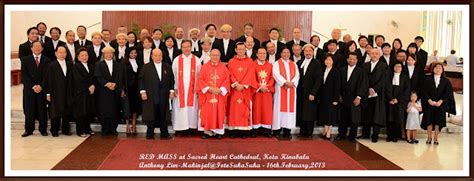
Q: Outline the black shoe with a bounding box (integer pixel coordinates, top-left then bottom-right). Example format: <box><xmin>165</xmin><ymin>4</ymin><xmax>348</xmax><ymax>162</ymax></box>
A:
<box><xmin>240</xmin><ymin>134</ymin><xmax>247</xmax><ymax>139</ymax></box>
<box><xmin>250</xmin><ymin>133</ymin><xmax>257</xmax><ymax>138</ymax></box>
<box><xmin>371</xmin><ymin>138</ymin><xmax>378</xmax><ymax>143</ymax></box>
<box><xmin>201</xmin><ymin>134</ymin><xmax>210</xmax><ymax>139</ymax></box>
<box><xmin>21</xmin><ymin>132</ymin><xmax>32</xmax><ymax>137</ymax></box>
<box><xmin>146</xmin><ymin>135</ymin><xmax>154</xmax><ymax>139</ymax></box>
<box><xmin>356</xmin><ymin>135</ymin><xmax>369</xmax><ymax>139</ymax></box>
<box><xmin>386</xmin><ymin>137</ymin><xmax>392</xmax><ymax>142</ymax></box>
<box><xmin>265</xmin><ymin>133</ymin><xmax>273</xmax><ymax>138</ymax></box>
<box><xmin>283</xmin><ymin>134</ymin><xmax>291</xmax><ymax>138</ymax></box>
<box><xmin>52</xmin><ymin>133</ymin><xmax>59</xmax><ymax>137</ymax></box>
<box><xmin>216</xmin><ymin>135</ymin><xmax>223</xmax><ymax>139</ymax></box>
<box><xmin>393</xmin><ymin>138</ymin><xmax>399</xmax><ymax>143</ymax></box>
<box><xmin>348</xmin><ymin>138</ymin><xmax>357</xmax><ymax>143</ymax></box>
<box><xmin>407</xmin><ymin>139</ymin><xmax>414</xmax><ymax>144</ymax></box>
<box><xmin>413</xmin><ymin>139</ymin><xmax>419</xmax><ymax>144</ymax></box>
<box><xmin>41</xmin><ymin>132</ymin><xmax>48</xmax><ymax>136</ymax></box>
<box><xmin>433</xmin><ymin>141</ymin><xmax>439</xmax><ymax>145</ymax></box>
<box><xmin>426</xmin><ymin>139</ymin><xmax>432</xmax><ymax>144</ymax></box>
<box><xmin>160</xmin><ymin>134</ymin><xmax>172</xmax><ymax>139</ymax></box>
<box><xmin>63</xmin><ymin>132</ymin><xmax>72</xmax><ymax>136</ymax></box>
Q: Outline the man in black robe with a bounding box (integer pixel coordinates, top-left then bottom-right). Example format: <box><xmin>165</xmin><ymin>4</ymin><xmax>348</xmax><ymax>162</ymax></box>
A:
<box><xmin>286</xmin><ymin>27</ymin><xmax>307</xmax><ymax>58</ymax></box>
<box><xmin>338</xmin><ymin>52</ymin><xmax>368</xmax><ymax>143</ymax></box>
<box><xmin>360</xmin><ymin>49</ymin><xmax>390</xmax><ymax>143</ymax></box>
<box><xmin>261</xmin><ymin>28</ymin><xmax>285</xmax><ymax>56</ymax></box>
<box><xmin>414</xmin><ymin>36</ymin><xmax>428</xmax><ymax>74</ymax></box>
<box><xmin>20</xmin><ymin>41</ymin><xmax>51</xmax><ymax>137</ymax></box>
<box><xmin>355</xmin><ymin>35</ymin><xmax>369</xmax><ymax>67</ymax></box>
<box><xmin>325</xmin><ymin>39</ymin><xmax>346</xmax><ymax>69</ymax></box>
<box><xmin>94</xmin><ymin>46</ymin><xmax>124</xmax><ymax>135</ymax></box>
<box><xmin>139</xmin><ymin>49</ymin><xmax>174</xmax><ymax>139</ymax></box>
<box><xmin>74</xmin><ymin>25</ymin><xmax>92</xmax><ymax>48</ymax></box>
<box><xmin>323</xmin><ymin>28</ymin><xmax>346</xmax><ymax>55</ymax></box>
<box><xmin>44</xmin><ymin>27</ymin><xmax>66</xmax><ymax>61</ymax></box>
<box><xmin>45</xmin><ymin>46</ymin><xmax>73</xmax><ymax>137</ymax></box>
<box><xmin>212</xmin><ymin>24</ymin><xmax>236</xmax><ymax>63</ymax></box>
<box><xmin>296</xmin><ymin>44</ymin><xmax>322</xmax><ymax>137</ymax></box>
<box><xmin>19</xmin><ymin>27</ymin><xmax>39</xmax><ymax>60</ymax></box>
<box><xmin>86</xmin><ymin>32</ymin><xmax>106</xmax><ymax>65</ymax></box>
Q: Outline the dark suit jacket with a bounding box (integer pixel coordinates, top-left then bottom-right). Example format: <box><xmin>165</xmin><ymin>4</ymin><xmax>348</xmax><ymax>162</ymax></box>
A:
<box><xmin>235</xmin><ymin>35</ymin><xmax>261</xmax><ymax>51</ymax></box>
<box><xmin>44</xmin><ymin>60</ymin><xmax>73</xmax><ymax>118</ymax></box>
<box><xmin>137</xmin><ymin>50</ymin><xmax>153</xmax><ymax>65</ymax></box>
<box><xmin>380</xmin><ymin>55</ymin><xmax>397</xmax><ymax>69</ymax></box>
<box><xmin>138</xmin><ymin>62</ymin><xmax>174</xmax><ymax>121</ymax></box>
<box><xmin>74</xmin><ymin>39</ymin><xmax>92</xmax><ymax>48</ymax></box>
<box><xmin>355</xmin><ymin>48</ymin><xmax>368</xmax><ymax>67</ymax></box>
<box><xmin>86</xmin><ymin>44</ymin><xmax>106</xmax><ymax>65</ymax></box>
<box><xmin>63</xmin><ymin>43</ymin><xmax>77</xmax><ymax>64</ymax></box>
<box><xmin>323</xmin><ymin>41</ymin><xmax>346</xmax><ymax>55</ymax></box>
<box><xmin>151</xmin><ymin>40</ymin><xmax>166</xmax><ymax>51</ymax></box>
<box><xmin>212</xmin><ymin>38</ymin><xmax>236</xmax><ymax>63</ymax></box>
<box><xmin>44</xmin><ymin>40</ymin><xmax>66</xmax><ymax>61</ymax></box>
<box><xmin>162</xmin><ymin>48</ymin><xmax>181</xmax><ymax>65</ymax></box>
<box><xmin>19</xmin><ymin>41</ymin><xmax>33</xmax><ymax>59</ymax></box>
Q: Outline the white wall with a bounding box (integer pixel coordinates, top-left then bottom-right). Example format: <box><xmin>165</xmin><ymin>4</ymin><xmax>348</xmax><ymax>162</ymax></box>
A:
<box><xmin>10</xmin><ymin>11</ymin><xmax>102</xmax><ymax>52</ymax></box>
<box><xmin>312</xmin><ymin>11</ymin><xmax>423</xmax><ymax>48</ymax></box>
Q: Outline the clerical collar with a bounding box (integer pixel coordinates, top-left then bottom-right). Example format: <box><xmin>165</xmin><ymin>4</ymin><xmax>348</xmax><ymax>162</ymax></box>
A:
<box><xmin>282</xmin><ymin>59</ymin><xmax>289</xmax><ymax>62</ymax></box>
<box><xmin>257</xmin><ymin>60</ymin><xmax>266</xmax><ymax>65</ymax></box>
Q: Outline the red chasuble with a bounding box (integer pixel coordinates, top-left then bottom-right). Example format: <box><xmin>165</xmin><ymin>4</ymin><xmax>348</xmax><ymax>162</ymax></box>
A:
<box><xmin>197</xmin><ymin>61</ymin><xmax>230</xmax><ymax>131</ymax></box>
<box><xmin>226</xmin><ymin>55</ymin><xmax>258</xmax><ymax>128</ymax></box>
<box><xmin>178</xmin><ymin>55</ymin><xmax>196</xmax><ymax>108</ymax></box>
<box><xmin>278</xmin><ymin>58</ymin><xmax>296</xmax><ymax>112</ymax></box>
<box><xmin>252</xmin><ymin>60</ymin><xmax>275</xmax><ymax>126</ymax></box>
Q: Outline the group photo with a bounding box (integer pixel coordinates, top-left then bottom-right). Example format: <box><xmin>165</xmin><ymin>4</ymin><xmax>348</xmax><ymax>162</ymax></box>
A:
<box><xmin>4</xmin><ymin>4</ymin><xmax>469</xmax><ymax>177</ymax></box>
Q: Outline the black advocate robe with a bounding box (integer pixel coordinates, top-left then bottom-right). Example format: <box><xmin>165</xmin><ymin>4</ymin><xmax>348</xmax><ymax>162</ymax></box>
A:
<box><xmin>339</xmin><ymin>65</ymin><xmax>369</xmax><ymax>125</ymax></box>
<box><xmin>318</xmin><ymin>68</ymin><xmax>341</xmax><ymax>126</ymax></box>
<box><xmin>124</xmin><ymin>58</ymin><xmax>144</xmax><ymax>115</ymax></box>
<box><xmin>362</xmin><ymin>60</ymin><xmax>390</xmax><ymax>127</ymax></box>
<box><xmin>44</xmin><ymin>60</ymin><xmax>73</xmax><ymax>119</ymax></box>
<box><xmin>86</xmin><ymin>44</ymin><xmax>106</xmax><ymax>65</ymax></box>
<box><xmin>355</xmin><ymin>48</ymin><xmax>368</xmax><ymax>67</ymax></box>
<box><xmin>296</xmin><ymin>58</ymin><xmax>322</xmax><ymax>123</ymax></box>
<box><xmin>386</xmin><ymin>73</ymin><xmax>410</xmax><ymax>124</ymax></box>
<box><xmin>286</xmin><ymin>40</ymin><xmax>307</xmax><ymax>58</ymax></box>
<box><xmin>19</xmin><ymin>41</ymin><xmax>33</xmax><ymax>60</ymax></box>
<box><xmin>261</xmin><ymin>40</ymin><xmax>285</xmax><ymax>56</ymax></box>
<box><xmin>421</xmin><ymin>75</ymin><xmax>456</xmax><ymax>131</ymax></box>
<box><xmin>163</xmin><ymin>48</ymin><xmax>181</xmax><ymax>65</ymax></box>
<box><xmin>74</xmin><ymin>39</ymin><xmax>92</xmax><ymax>49</ymax></box>
<box><xmin>71</xmin><ymin>62</ymin><xmax>96</xmax><ymax>119</ymax></box>
<box><xmin>212</xmin><ymin>39</ymin><xmax>236</xmax><ymax>63</ymax></box>
<box><xmin>94</xmin><ymin>60</ymin><xmax>125</xmax><ymax>120</ymax></box>
<box><xmin>138</xmin><ymin>62</ymin><xmax>174</xmax><ymax>122</ymax></box>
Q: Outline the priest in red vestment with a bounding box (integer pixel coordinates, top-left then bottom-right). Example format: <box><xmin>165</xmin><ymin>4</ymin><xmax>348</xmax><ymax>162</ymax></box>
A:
<box><xmin>226</xmin><ymin>42</ymin><xmax>258</xmax><ymax>138</ymax></box>
<box><xmin>197</xmin><ymin>49</ymin><xmax>230</xmax><ymax>139</ymax></box>
<box><xmin>251</xmin><ymin>48</ymin><xmax>275</xmax><ymax>137</ymax></box>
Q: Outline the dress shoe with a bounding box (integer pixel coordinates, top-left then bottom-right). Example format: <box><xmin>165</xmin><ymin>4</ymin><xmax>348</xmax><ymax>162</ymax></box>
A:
<box><xmin>348</xmin><ymin>138</ymin><xmax>357</xmax><ymax>143</ymax></box>
<box><xmin>21</xmin><ymin>132</ymin><xmax>32</xmax><ymax>137</ymax></box>
<box><xmin>371</xmin><ymin>138</ymin><xmax>378</xmax><ymax>143</ymax></box>
<box><xmin>160</xmin><ymin>134</ymin><xmax>172</xmax><ymax>139</ymax></box>
<box><xmin>52</xmin><ymin>133</ymin><xmax>59</xmax><ymax>137</ymax></box>
<box><xmin>146</xmin><ymin>136</ymin><xmax>154</xmax><ymax>139</ymax></box>
<box><xmin>413</xmin><ymin>139</ymin><xmax>419</xmax><ymax>144</ymax></box>
<box><xmin>201</xmin><ymin>134</ymin><xmax>210</xmax><ymax>139</ymax></box>
<box><xmin>41</xmin><ymin>132</ymin><xmax>48</xmax><ymax>136</ymax></box>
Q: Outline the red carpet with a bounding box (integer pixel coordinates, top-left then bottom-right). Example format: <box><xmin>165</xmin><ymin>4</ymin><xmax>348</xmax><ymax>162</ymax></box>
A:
<box><xmin>98</xmin><ymin>138</ymin><xmax>366</xmax><ymax>170</ymax></box>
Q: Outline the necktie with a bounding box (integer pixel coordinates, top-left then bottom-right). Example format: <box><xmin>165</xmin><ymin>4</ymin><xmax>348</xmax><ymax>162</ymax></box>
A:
<box><xmin>81</xmin><ymin>40</ymin><xmax>84</xmax><ymax>46</ymax></box>
<box><xmin>35</xmin><ymin>56</ymin><xmax>39</xmax><ymax>67</ymax></box>
<box><xmin>41</xmin><ymin>37</ymin><xmax>44</xmax><ymax>44</ymax></box>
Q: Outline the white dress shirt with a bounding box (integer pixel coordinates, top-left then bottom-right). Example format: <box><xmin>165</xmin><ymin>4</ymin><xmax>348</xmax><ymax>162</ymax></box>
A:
<box><xmin>105</xmin><ymin>59</ymin><xmax>113</xmax><ymax>76</ymax></box>
<box><xmin>103</xmin><ymin>41</ymin><xmax>110</xmax><ymax>47</ymax></box>
<box><xmin>153</xmin><ymin>39</ymin><xmax>161</xmax><ymax>48</ymax></box>
<box><xmin>154</xmin><ymin>62</ymin><xmax>162</xmax><ymax>79</ymax></box>
<box><xmin>293</xmin><ymin>55</ymin><xmax>302</xmax><ymax>63</ymax></box>
<box><xmin>58</xmin><ymin>59</ymin><xmax>67</xmax><ymax>77</ymax></box>
<box><xmin>269</xmin><ymin>54</ymin><xmax>276</xmax><ymax>64</ymax></box>
<box><xmin>407</xmin><ymin>65</ymin><xmax>415</xmax><ymax>79</ymax></box>
<box><xmin>52</xmin><ymin>40</ymin><xmax>59</xmax><ymax>50</ymax></box>
<box><xmin>191</xmin><ymin>39</ymin><xmax>200</xmax><ymax>52</ymax></box>
<box><xmin>313</xmin><ymin>47</ymin><xmax>319</xmax><ymax>59</ymax></box>
<box><xmin>66</xmin><ymin>43</ymin><xmax>75</xmax><ymax>61</ymax></box>
<box><xmin>392</xmin><ymin>72</ymin><xmax>400</xmax><ymax>86</ymax></box>
<box><xmin>93</xmin><ymin>45</ymin><xmax>101</xmax><ymax>57</ymax></box>
<box><xmin>383</xmin><ymin>55</ymin><xmax>390</xmax><ymax>65</ymax></box>
<box><xmin>360</xmin><ymin>48</ymin><xmax>366</xmax><ymax>56</ymax></box>
<box><xmin>128</xmin><ymin>43</ymin><xmax>135</xmax><ymax>48</ymax></box>
<box><xmin>118</xmin><ymin>46</ymin><xmax>126</xmax><ymax>60</ymax></box>
<box><xmin>347</xmin><ymin>65</ymin><xmax>355</xmax><ymax>82</ymax></box>
<box><xmin>143</xmin><ymin>48</ymin><xmax>152</xmax><ymax>64</ymax></box>
<box><xmin>200</xmin><ymin>51</ymin><xmax>211</xmax><ymax>64</ymax></box>
<box><xmin>167</xmin><ymin>48</ymin><xmax>174</xmax><ymax>61</ymax></box>
<box><xmin>370</xmin><ymin>60</ymin><xmax>378</xmax><ymax>72</ymax></box>
<box><xmin>223</xmin><ymin>38</ymin><xmax>230</xmax><ymax>55</ymax></box>
<box><xmin>434</xmin><ymin>75</ymin><xmax>441</xmax><ymax>88</ymax></box>
<box><xmin>81</xmin><ymin>62</ymin><xmax>89</xmax><ymax>73</ymax></box>
<box><xmin>176</xmin><ymin>39</ymin><xmax>183</xmax><ymax>49</ymax></box>
<box><xmin>129</xmin><ymin>59</ymin><xmax>138</xmax><ymax>73</ymax></box>
<box><xmin>271</xmin><ymin>39</ymin><xmax>278</xmax><ymax>51</ymax></box>
<box><xmin>300</xmin><ymin>58</ymin><xmax>311</xmax><ymax>75</ymax></box>
<box><xmin>323</xmin><ymin>67</ymin><xmax>331</xmax><ymax>84</ymax></box>
<box><xmin>246</xmin><ymin>48</ymin><xmax>253</xmax><ymax>58</ymax></box>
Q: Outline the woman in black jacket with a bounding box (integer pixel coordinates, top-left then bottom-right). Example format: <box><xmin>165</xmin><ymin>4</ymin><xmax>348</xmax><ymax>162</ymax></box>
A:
<box><xmin>318</xmin><ymin>54</ymin><xmax>341</xmax><ymax>140</ymax></box>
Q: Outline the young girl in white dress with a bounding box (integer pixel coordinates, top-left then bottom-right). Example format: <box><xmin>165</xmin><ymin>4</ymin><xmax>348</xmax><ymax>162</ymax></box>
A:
<box><xmin>406</xmin><ymin>91</ymin><xmax>422</xmax><ymax>144</ymax></box>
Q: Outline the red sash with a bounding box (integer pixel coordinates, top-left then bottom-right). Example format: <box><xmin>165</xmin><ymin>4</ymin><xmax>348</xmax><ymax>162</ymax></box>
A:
<box><xmin>178</xmin><ymin>55</ymin><xmax>196</xmax><ymax>108</ymax></box>
<box><xmin>278</xmin><ymin>59</ymin><xmax>296</xmax><ymax>112</ymax></box>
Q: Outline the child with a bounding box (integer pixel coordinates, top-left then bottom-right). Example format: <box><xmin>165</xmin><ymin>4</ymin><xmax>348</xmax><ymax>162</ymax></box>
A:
<box><xmin>406</xmin><ymin>91</ymin><xmax>422</xmax><ymax>144</ymax></box>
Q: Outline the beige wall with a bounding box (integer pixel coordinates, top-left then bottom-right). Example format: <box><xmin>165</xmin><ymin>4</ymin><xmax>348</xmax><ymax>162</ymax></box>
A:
<box><xmin>10</xmin><ymin>11</ymin><xmax>102</xmax><ymax>52</ymax></box>
<box><xmin>312</xmin><ymin>11</ymin><xmax>423</xmax><ymax>49</ymax></box>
